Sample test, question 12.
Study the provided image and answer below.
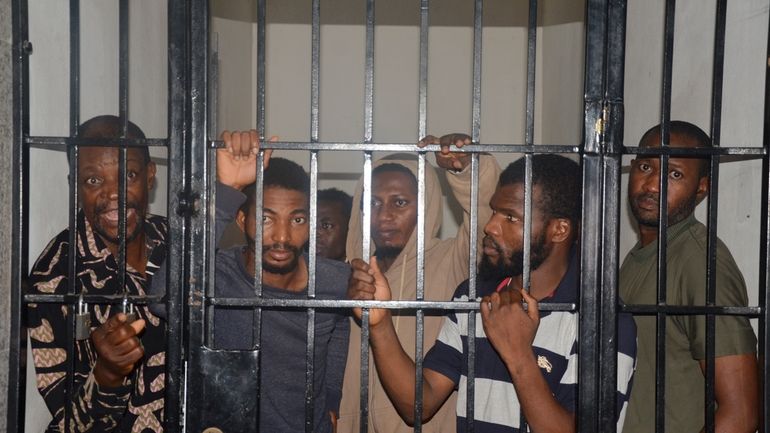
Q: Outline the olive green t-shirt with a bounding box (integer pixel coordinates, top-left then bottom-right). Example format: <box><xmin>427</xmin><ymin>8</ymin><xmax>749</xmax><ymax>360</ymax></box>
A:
<box><xmin>620</xmin><ymin>215</ymin><xmax>756</xmax><ymax>433</ymax></box>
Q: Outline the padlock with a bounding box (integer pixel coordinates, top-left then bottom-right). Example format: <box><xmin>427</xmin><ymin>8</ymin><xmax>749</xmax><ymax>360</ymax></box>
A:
<box><xmin>123</xmin><ymin>297</ymin><xmax>138</xmax><ymax>323</ymax></box>
<box><xmin>75</xmin><ymin>295</ymin><xmax>92</xmax><ymax>340</ymax></box>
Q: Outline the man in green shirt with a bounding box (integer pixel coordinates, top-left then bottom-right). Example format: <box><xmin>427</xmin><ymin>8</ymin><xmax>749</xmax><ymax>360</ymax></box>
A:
<box><xmin>620</xmin><ymin>121</ymin><xmax>758</xmax><ymax>433</ymax></box>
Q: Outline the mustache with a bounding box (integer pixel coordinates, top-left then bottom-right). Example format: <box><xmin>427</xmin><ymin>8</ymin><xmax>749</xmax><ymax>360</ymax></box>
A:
<box><xmin>262</xmin><ymin>243</ymin><xmax>301</xmax><ymax>254</ymax></box>
<box><xmin>635</xmin><ymin>193</ymin><xmax>659</xmax><ymax>204</ymax></box>
<box><xmin>482</xmin><ymin>236</ymin><xmax>502</xmax><ymax>253</ymax></box>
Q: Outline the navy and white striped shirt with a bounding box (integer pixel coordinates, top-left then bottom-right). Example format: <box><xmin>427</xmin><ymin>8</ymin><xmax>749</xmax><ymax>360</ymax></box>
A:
<box><xmin>423</xmin><ymin>255</ymin><xmax>637</xmax><ymax>432</ymax></box>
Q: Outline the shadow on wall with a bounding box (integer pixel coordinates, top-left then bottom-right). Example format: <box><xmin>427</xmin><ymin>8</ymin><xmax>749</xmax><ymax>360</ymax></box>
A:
<box><xmin>211</xmin><ymin>0</ymin><xmax>585</xmax><ymax>27</ymax></box>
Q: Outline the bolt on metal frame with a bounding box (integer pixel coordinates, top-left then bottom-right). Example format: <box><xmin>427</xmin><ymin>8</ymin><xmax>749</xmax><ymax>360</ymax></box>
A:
<box><xmin>7</xmin><ymin>1</ymin><xmax>770</xmax><ymax>433</ymax></box>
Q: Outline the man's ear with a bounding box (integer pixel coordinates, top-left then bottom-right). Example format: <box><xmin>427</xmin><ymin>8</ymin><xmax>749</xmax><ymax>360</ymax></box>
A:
<box><xmin>236</xmin><ymin>209</ymin><xmax>247</xmax><ymax>233</ymax></box>
<box><xmin>146</xmin><ymin>161</ymin><xmax>157</xmax><ymax>190</ymax></box>
<box><xmin>695</xmin><ymin>175</ymin><xmax>709</xmax><ymax>204</ymax></box>
<box><xmin>548</xmin><ymin>218</ymin><xmax>571</xmax><ymax>244</ymax></box>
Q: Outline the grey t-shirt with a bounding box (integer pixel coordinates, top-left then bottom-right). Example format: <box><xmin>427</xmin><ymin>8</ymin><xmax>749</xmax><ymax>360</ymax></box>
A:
<box><xmin>213</xmin><ymin>183</ymin><xmax>351</xmax><ymax>433</ymax></box>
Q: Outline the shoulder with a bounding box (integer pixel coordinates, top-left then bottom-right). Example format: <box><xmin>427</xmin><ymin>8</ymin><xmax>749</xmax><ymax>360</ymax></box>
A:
<box><xmin>315</xmin><ymin>257</ymin><xmax>352</xmax><ymax>297</ymax></box>
<box><xmin>145</xmin><ymin>214</ymin><xmax>168</xmax><ymax>237</ymax></box>
<box><xmin>29</xmin><ymin>228</ymin><xmax>71</xmax><ymax>279</ymax></box>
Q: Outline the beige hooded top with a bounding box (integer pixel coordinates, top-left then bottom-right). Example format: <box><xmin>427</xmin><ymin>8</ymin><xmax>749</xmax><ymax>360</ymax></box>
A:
<box><xmin>337</xmin><ymin>153</ymin><xmax>500</xmax><ymax>433</ymax></box>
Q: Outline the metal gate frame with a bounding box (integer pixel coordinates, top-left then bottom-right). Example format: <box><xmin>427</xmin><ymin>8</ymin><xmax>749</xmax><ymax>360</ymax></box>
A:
<box><xmin>7</xmin><ymin>0</ymin><xmax>770</xmax><ymax>432</ymax></box>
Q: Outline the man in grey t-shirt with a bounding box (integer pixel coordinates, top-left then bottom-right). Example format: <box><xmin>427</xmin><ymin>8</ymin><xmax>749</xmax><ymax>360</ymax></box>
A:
<box><xmin>213</xmin><ymin>131</ymin><xmax>350</xmax><ymax>433</ymax></box>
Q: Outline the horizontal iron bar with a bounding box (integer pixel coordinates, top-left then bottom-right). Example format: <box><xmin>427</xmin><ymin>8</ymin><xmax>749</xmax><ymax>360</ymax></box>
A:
<box><xmin>622</xmin><ymin>304</ymin><xmax>762</xmax><ymax>316</ymax></box>
<box><xmin>624</xmin><ymin>146</ymin><xmax>765</xmax><ymax>156</ymax></box>
<box><xmin>24</xmin><ymin>293</ymin><xmax>164</xmax><ymax>304</ymax></box>
<box><xmin>25</xmin><ymin>136</ymin><xmax>168</xmax><ymax>148</ymax></box>
<box><xmin>207</xmin><ymin>297</ymin><xmax>577</xmax><ymax>311</ymax></box>
<box><xmin>209</xmin><ymin>140</ymin><xmax>580</xmax><ymax>154</ymax></box>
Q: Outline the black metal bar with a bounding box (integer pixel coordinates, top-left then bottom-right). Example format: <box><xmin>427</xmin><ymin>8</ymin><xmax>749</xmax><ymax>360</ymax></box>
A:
<box><xmin>310</xmin><ymin>0</ymin><xmax>320</xmax><ymax>143</ymax></box>
<box><xmin>164</xmin><ymin>0</ymin><xmax>189</xmax><ymax>429</ymax></box>
<box><xmin>256</xmin><ymin>0</ymin><xmax>266</xmax><ymax>137</ymax></box>
<box><xmin>69</xmin><ymin>0</ymin><xmax>79</xmax><ymax>135</ymax></box>
<box><xmin>759</xmin><ymin>3</ymin><xmax>770</xmax><ymax>431</ymax></box>
<box><xmin>210</xmin><ymin>140</ymin><xmax>581</xmax><ymax>154</ymax></box>
<box><xmin>465</xmin><ymin>153</ymin><xmax>480</xmax><ymax>433</ymax></box>
<box><xmin>703</xmin><ymin>1</ymin><xmax>728</xmax><ymax>431</ymax></box>
<box><xmin>25</xmin><ymin>136</ymin><xmax>169</xmax><ymax>147</ymax></box>
<box><xmin>413</xmin><ymin>153</ymin><xmax>427</xmax><ymax>432</ymax></box>
<box><xmin>364</xmin><ymin>0</ymin><xmax>374</xmax><ymax>144</ymax></box>
<box><xmin>186</xmin><ymin>0</ymin><xmax>211</xmax><ymax>429</ymax></box>
<box><xmin>117</xmin><ymin>0</ymin><xmax>129</xmax><ymax>311</ymax></box>
<box><xmin>358</xmin><ymin>151</ymin><xmax>372</xmax><ymax>433</ymax></box>
<box><xmin>417</xmin><ymin>0</ymin><xmax>428</xmax><ymax>139</ymax></box>
<box><xmin>579</xmin><ymin>1</ymin><xmax>608</xmax><ymax>433</ymax></box>
<box><xmin>7</xmin><ymin>0</ymin><xmax>30</xmax><ymax>430</ymax></box>
<box><xmin>624</xmin><ymin>145</ymin><xmax>765</xmax><ymax>156</ymax></box>
<box><xmin>471</xmin><ymin>0</ymin><xmax>482</xmax><ymax>143</ymax></box>
<box><xmin>305</xmin><ymin>151</ymin><xmax>319</xmax><ymax>433</ymax></box>
<box><xmin>653</xmin><ymin>1</ymin><xmax>677</xmax><ymax>431</ymax></box>
<box><xmin>599</xmin><ymin>0</ymin><xmax>627</xmax><ymax>430</ymax></box>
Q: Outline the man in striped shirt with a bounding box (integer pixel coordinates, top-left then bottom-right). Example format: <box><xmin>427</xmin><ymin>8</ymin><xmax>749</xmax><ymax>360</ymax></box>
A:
<box><xmin>348</xmin><ymin>155</ymin><xmax>637</xmax><ymax>432</ymax></box>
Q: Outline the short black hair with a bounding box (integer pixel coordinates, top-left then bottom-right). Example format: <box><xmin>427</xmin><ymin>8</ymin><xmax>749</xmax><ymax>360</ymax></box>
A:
<box><xmin>318</xmin><ymin>188</ymin><xmax>353</xmax><ymax>220</ymax></box>
<box><xmin>499</xmin><ymin>155</ymin><xmax>582</xmax><ymax>231</ymax></box>
<box><xmin>240</xmin><ymin>157</ymin><xmax>310</xmax><ymax>213</ymax></box>
<box><xmin>639</xmin><ymin>120</ymin><xmax>712</xmax><ymax>177</ymax></box>
<box><xmin>372</xmin><ymin>163</ymin><xmax>417</xmax><ymax>194</ymax></box>
<box><xmin>75</xmin><ymin>115</ymin><xmax>150</xmax><ymax>164</ymax></box>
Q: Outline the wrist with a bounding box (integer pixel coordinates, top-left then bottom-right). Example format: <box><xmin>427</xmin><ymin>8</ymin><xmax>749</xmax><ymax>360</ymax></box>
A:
<box><xmin>93</xmin><ymin>360</ymin><xmax>125</xmax><ymax>388</ymax></box>
<box><xmin>503</xmin><ymin>349</ymin><xmax>536</xmax><ymax>379</ymax></box>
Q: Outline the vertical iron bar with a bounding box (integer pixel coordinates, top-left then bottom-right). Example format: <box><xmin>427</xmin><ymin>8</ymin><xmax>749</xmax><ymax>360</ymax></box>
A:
<box><xmin>256</xmin><ymin>0</ymin><xmax>266</xmax><ymax>136</ymax></box>
<box><xmin>579</xmin><ymin>1</ymin><xmax>608</xmax><ymax>432</ymax></box>
<box><xmin>117</xmin><ymin>0</ymin><xmax>129</xmax><ymax>312</ymax></box>
<box><xmin>305</xmin><ymin>152</ymin><xmax>319</xmax><ymax>433</ymax></box>
<box><xmin>164</xmin><ymin>0</ymin><xmax>189</xmax><ymax>429</ymax></box>
<box><xmin>363</xmin><ymin>0</ymin><xmax>374</xmax><ymax>143</ymax></box>
<box><xmin>65</xmin><ymin>1</ymin><xmax>82</xmax><ymax>430</ymax></box>
<box><xmin>359</xmin><ymin>152</ymin><xmax>372</xmax><ymax>433</ymax></box>
<box><xmin>8</xmin><ymin>0</ymin><xmax>30</xmax><ymax>429</ymax></box>
<box><xmin>759</xmin><ymin>2</ymin><xmax>770</xmax><ymax>432</ymax></box>
<box><xmin>655</xmin><ymin>1</ymin><xmax>676</xmax><ymax>432</ymax></box>
<box><xmin>599</xmin><ymin>0</ymin><xmax>626</xmax><ymax>431</ymax></box>
<box><xmin>470</xmin><ymin>0</ymin><xmax>482</xmax><ymax>143</ymax></box>
<box><xmin>465</xmin><ymin>1</ymin><xmax>483</xmax><ymax>429</ymax></box>
<box><xmin>417</xmin><ymin>0</ymin><xmax>429</xmax><ymax>139</ymax></box>
<box><xmin>310</xmin><ymin>0</ymin><xmax>320</xmax><ymax>143</ymax></box>
<box><xmin>522</xmin><ymin>0</ymin><xmax>537</xmax><ymax>296</ymax></box>
<box><xmin>69</xmin><ymin>0</ymin><xmax>79</xmax><ymax>134</ymax></box>
<box><xmin>465</xmin><ymin>153</ymin><xmax>480</xmax><ymax>433</ymax></box>
<box><xmin>413</xmin><ymin>153</ymin><xmax>427</xmax><ymax>432</ymax></box>
<box><xmin>703</xmin><ymin>1</ymin><xmax>727</xmax><ymax>432</ymax></box>
<box><xmin>186</xmin><ymin>0</ymin><xmax>211</xmax><ymax>429</ymax></box>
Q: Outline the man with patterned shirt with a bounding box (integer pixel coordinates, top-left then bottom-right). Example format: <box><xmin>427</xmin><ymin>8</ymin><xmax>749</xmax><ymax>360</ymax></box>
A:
<box><xmin>349</xmin><ymin>155</ymin><xmax>637</xmax><ymax>432</ymax></box>
<box><xmin>27</xmin><ymin>115</ymin><xmax>167</xmax><ymax>432</ymax></box>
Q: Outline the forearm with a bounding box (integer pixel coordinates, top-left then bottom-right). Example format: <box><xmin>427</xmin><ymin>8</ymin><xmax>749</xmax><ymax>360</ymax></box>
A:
<box><xmin>507</xmin><ymin>355</ymin><xmax>576</xmax><ymax>433</ymax></box>
<box><xmin>215</xmin><ymin>182</ymin><xmax>246</xmax><ymax>244</ymax></box>
<box><xmin>369</xmin><ymin>317</ymin><xmax>445</xmax><ymax>424</ymax></box>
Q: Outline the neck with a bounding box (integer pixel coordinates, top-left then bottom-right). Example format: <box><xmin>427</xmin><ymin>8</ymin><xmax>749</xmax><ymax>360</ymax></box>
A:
<box><xmin>105</xmin><ymin>233</ymin><xmax>147</xmax><ymax>275</ymax></box>
<box><xmin>509</xmin><ymin>248</ymin><xmax>571</xmax><ymax>301</ymax></box>
<box><xmin>378</xmin><ymin>255</ymin><xmax>396</xmax><ymax>273</ymax></box>
<box><xmin>638</xmin><ymin>224</ymin><xmax>659</xmax><ymax>247</ymax></box>
<box><xmin>244</xmin><ymin>248</ymin><xmax>309</xmax><ymax>292</ymax></box>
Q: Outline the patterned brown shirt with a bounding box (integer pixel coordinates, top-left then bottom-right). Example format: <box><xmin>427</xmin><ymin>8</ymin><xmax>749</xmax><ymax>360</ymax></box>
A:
<box><xmin>28</xmin><ymin>211</ymin><xmax>168</xmax><ymax>432</ymax></box>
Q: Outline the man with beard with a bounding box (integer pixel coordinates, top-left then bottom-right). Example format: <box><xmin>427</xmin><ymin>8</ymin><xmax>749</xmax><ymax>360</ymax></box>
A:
<box><xmin>338</xmin><ymin>135</ymin><xmax>500</xmax><ymax>433</ymax></box>
<box><xmin>349</xmin><ymin>155</ymin><xmax>637</xmax><ymax>432</ymax></box>
<box><xmin>316</xmin><ymin>188</ymin><xmax>353</xmax><ymax>261</ymax></box>
<box><xmin>210</xmin><ymin>130</ymin><xmax>350</xmax><ymax>432</ymax></box>
<box><xmin>27</xmin><ymin>115</ymin><xmax>167</xmax><ymax>432</ymax></box>
<box><xmin>620</xmin><ymin>121</ymin><xmax>758</xmax><ymax>433</ymax></box>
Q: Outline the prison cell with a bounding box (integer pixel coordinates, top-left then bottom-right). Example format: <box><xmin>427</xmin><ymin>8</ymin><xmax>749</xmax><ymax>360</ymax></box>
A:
<box><xmin>5</xmin><ymin>1</ymin><xmax>770</xmax><ymax>433</ymax></box>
